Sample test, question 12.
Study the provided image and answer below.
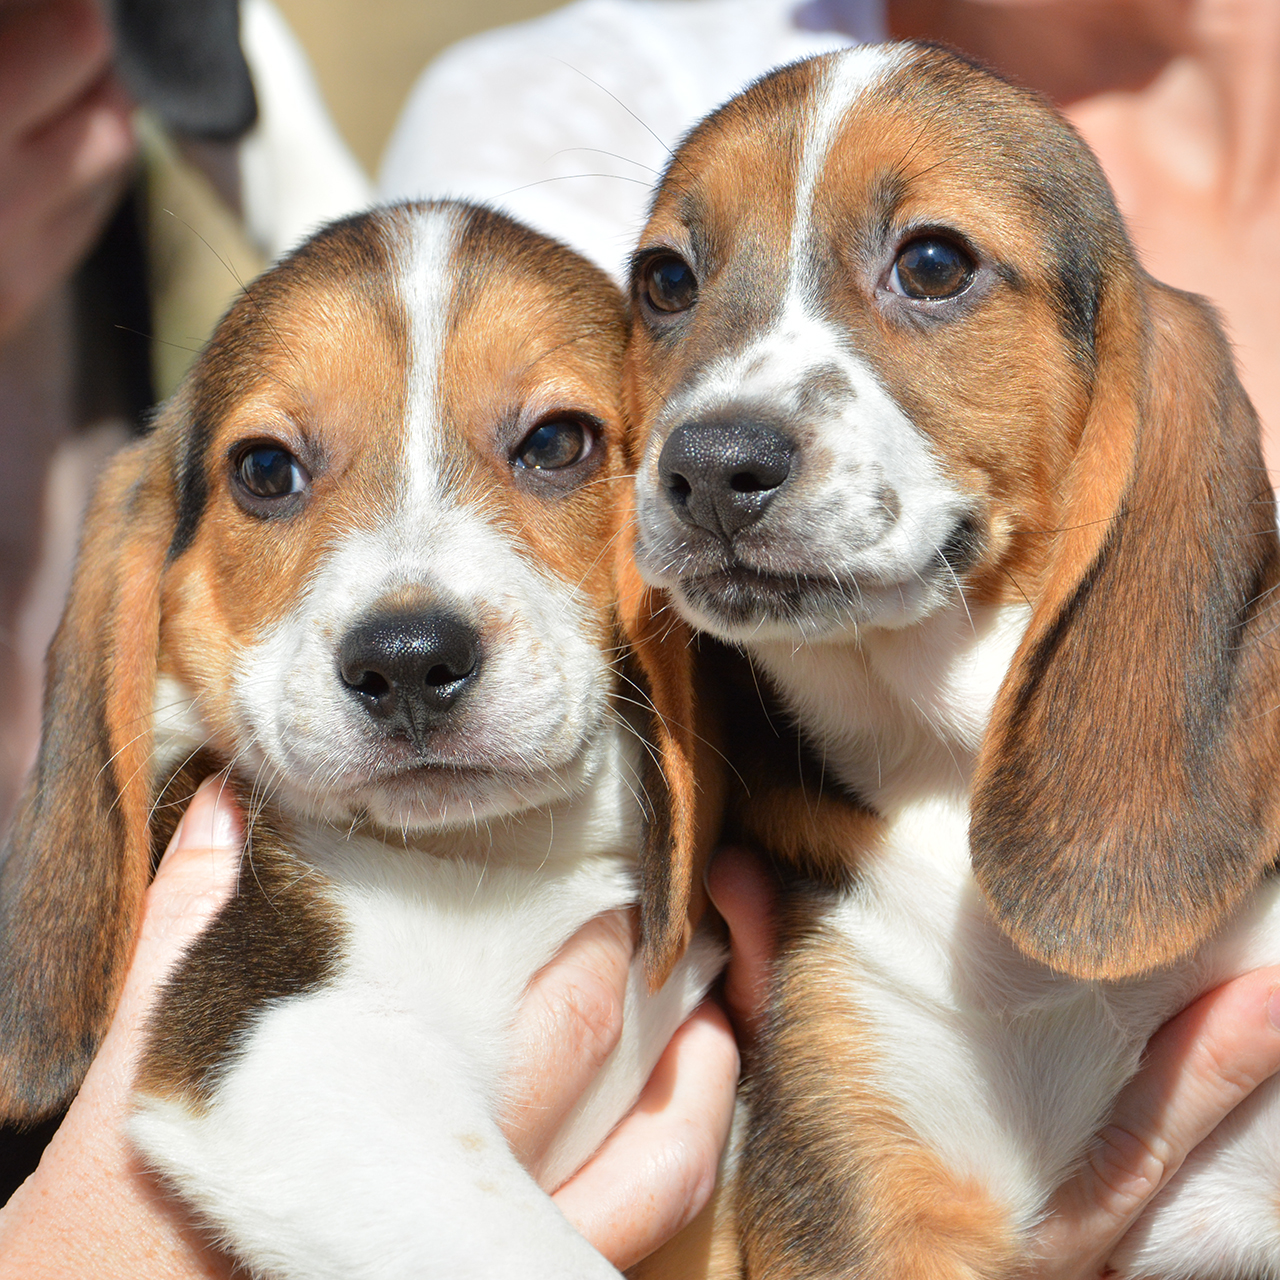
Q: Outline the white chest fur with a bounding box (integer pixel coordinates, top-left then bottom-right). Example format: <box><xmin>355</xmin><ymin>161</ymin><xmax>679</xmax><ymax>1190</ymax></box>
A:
<box><xmin>131</xmin><ymin>724</ymin><xmax>722</xmax><ymax>1280</ymax></box>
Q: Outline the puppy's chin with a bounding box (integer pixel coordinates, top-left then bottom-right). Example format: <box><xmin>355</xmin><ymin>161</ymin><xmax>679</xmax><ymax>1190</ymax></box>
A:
<box><xmin>637</xmin><ymin>496</ymin><xmax>983</xmax><ymax>644</ymax></box>
<box><xmin>279</xmin><ymin>738</ymin><xmax>607</xmax><ymax>835</ymax></box>
<box><xmin>667</xmin><ymin>566</ymin><xmax>952</xmax><ymax>643</ymax></box>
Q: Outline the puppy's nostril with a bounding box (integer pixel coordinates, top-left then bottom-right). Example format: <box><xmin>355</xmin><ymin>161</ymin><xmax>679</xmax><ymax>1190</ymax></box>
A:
<box><xmin>425</xmin><ymin>660</ymin><xmax>474</xmax><ymax>688</ymax></box>
<box><xmin>730</xmin><ymin>469</ymin><xmax>775</xmax><ymax>494</ymax></box>
<box><xmin>344</xmin><ymin>669</ymin><xmax>391</xmax><ymax>701</ymax></box>
<box><xmin>668</xmin><ymin>472</ymin><xmax>692</xmax><ymax>501</ymax></box>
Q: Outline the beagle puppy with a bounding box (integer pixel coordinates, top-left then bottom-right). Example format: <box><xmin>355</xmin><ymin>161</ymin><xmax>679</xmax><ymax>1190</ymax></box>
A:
<box><xmin>627</xmin><ymin>44</ymin><xmax>1280</xmax><ymax>1278</ymax></box>
<box><xmin>0</xmin><ymin>200</ymin><xmax>723</xmax><ymax>1278</ymax></box>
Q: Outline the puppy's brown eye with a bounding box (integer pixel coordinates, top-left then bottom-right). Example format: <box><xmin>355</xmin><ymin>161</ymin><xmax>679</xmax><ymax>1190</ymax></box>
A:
<box><xmin>892</xmin><ymin>237</ymin><xmax>974</xmax><ymax>300</ymax></box>
<box><xmin>515</xmin><ymin>420</ymin><xmax>589</xmax><ymax>470</ymax></box>
<box><xmin>642</xmin><ymin>255</ymin><xmax>697</xmax><ymax>314</ymax></box>
<box><xmin>236</xmin><ymin>445</ymin><xmax>309</xmax><ymax>499</ymax></box>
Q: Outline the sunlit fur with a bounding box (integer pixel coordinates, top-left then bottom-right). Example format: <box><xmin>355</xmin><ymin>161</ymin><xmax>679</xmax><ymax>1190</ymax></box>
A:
<box><xmin>0</xmin><ymin>201</ymin><xmax>722</xmax><ymax>1279</ymax></box>
<box><xmin>628</xmin><ymin>45</ymin><xmax>1280</xmax><ymax>1278</ymax></box>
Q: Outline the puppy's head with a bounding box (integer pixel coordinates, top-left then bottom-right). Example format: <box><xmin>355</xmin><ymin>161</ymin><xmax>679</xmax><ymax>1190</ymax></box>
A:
<box><xmin>628</xmin><ymin>46</ymin><xmax>1280</xmax><ymax>979</ymax></box>
<box><xmin>0</xmin><ymin>202</ymin><xmax>705</xmax><ymax>1121</ymax></box>
<box><xmin>157</xmin><ymin>205</ymin><xmax>629</xmax><ymax>835</ymax></box>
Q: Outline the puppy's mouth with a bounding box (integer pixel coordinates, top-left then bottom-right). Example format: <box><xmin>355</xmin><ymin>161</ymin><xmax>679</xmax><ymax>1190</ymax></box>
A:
<box><xmin>656</xmin><ymin>515</ymin><xmax>983</xmax><ymax>638</ymax></box>
<box><xmin>362</xmin><ymin>753</ymin><xmax>567</xmax><ymax>799</ymax></box>
<box><xmin>301</xmin><ymin>732</ymin><xmax>604</xmax><ymax>833</ymax></box>
<box><xmin>679</xmin><ymin>563</ymin><xmax>862</xmax><ymax>627</ymax></box>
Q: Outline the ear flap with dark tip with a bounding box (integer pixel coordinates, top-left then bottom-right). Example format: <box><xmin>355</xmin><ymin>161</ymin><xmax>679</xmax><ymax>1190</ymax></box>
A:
<box><xmin>617</xmin><ymin>496</ymin><xmax>723</xmax><ymax>991</ymax></box>
<box><xmin>0</xmin><ymin>436</ymin><xmax>175</xmax><ymax>1122</ymax></box>
<box><xmin>972</xmin><ymin>280</ymin><xmax>1280</xmax><ymax>981</ymax></box>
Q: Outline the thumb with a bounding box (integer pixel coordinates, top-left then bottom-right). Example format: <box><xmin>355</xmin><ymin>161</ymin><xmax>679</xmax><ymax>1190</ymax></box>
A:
<box><xmin>110</xmin><ymin>777</ymin><xmax>244</xmax><ymax>1055</ymax></box>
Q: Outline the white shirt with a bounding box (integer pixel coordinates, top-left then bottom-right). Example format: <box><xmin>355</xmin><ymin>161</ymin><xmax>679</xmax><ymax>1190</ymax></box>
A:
<box><xmin>377</xmin><ymin>0</ymin><xmax>886</xmax><ymax>280</ymax></box>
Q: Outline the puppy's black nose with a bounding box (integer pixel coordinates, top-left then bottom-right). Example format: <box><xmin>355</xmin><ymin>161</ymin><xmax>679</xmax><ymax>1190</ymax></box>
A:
<box><xmin>658</xmin><ymin>420</ymin><xmax>793</xmax><ymax>538</ymax></box>
<box><xmin>339</xmin><ymin>610</ymin><xmax>481</xmax><ymax>741</ymax></box>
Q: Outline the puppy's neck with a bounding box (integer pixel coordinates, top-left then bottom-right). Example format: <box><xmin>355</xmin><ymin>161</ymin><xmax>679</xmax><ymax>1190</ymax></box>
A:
<box><xmin>749</xmin><ymin>600</ymin><xmax>1030</xmax><ymax>812</ymax></box>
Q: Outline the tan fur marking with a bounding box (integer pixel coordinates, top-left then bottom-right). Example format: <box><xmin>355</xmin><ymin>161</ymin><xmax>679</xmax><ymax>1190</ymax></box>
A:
<box><xmin>626</xmin><ymin>40</ymin><xmax>1280</xmax><ymax>1278</ymax></box>
<box><xmin>741</xmin><ymin>913</ymin><xmax>1020</xmax><ymax>1279</ymax></box>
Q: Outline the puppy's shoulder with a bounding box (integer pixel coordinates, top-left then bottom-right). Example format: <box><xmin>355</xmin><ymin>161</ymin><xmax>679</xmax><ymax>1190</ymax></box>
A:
<box><xmin>137</xmin><ymin>803</ymin><xmax>346</xmax><ymax>1111</ymax></box>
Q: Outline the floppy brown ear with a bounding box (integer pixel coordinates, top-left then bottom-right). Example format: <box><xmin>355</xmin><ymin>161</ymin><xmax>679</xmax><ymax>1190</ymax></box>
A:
<box><xmin>972</xmin><ymin>277</ymin><xmax>1280</xmax><ymax>980</ymax></box>
<box><xmin>617</xmin><ymin>495</ymin><xmax>724</xmax><ymax>990</ymax></box>
<box><xmin>0</xmin><ymin>432</ymin><xmax>176</xmax><ymax>1122</ymax></box>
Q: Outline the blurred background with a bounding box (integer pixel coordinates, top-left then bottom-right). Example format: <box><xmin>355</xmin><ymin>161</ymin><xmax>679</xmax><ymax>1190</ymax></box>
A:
<box><xmin>276</xmin><ymin>1</ymin><xmax>560</xmax><ymax>177</ymax></box>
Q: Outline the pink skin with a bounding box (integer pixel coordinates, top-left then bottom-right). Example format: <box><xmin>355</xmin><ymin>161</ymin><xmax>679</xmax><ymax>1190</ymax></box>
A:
<box><xmin>0</xmin><ymin>0</ymin><xmax>137</xmax><ymax>343</ymax></box>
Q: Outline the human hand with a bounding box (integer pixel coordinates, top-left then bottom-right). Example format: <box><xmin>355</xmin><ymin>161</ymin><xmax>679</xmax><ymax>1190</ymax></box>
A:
<box><xmin>500</xmin><ymin>911</ymin><xmax>739</xmax><ymax>1271</ymax></box>
<box><xmin>1029</xmin><ymin>968</ymin><xmax>1280</xmax><ymax>1278</ymax></box>
<box><xmin>0</xmin><ymin>0</ymin><xmax>137</xmax><ymax>342</ymax></box>
<box><xmin>706</xmin><ymin>844</ymin><xmax>1280</xmax><ymax>1278</ymax></box>
<box><xmin>0</xmin><ymin>776</ymin><xmax>241</xmax><ymax>1278</ymax></box>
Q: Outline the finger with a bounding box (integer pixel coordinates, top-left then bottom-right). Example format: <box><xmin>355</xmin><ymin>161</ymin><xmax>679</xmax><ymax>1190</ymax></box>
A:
<box><xmin>0</xmin><ymin>70</ymin><xmax>135</xmax><ymax>337</ymax></box>
<box><xmin>0</xmin><ymin>0</ymin><xmax>112</xmax><ymax>142</ymax></box>
<box><xmin>553</xmin><ymin>1000</ymin><xmax>738</xmax><ymax>1271</ymax></box>
<box><xmin>1036</xmin><ymin>968</ymin><xmax>1280</xmax><ymax>1277</ymax></box>
<box><xmin>500</xmin><ymin>909</ymin><xmax>635</xmax><ymax>1174</ymax></box>
<box><xmin>81</xmin><ymin>777</ymin><xmax>244</xmax><ymax>1099</ymax></box>
<box><xmin>705</xmin><ymin>845</ymin><xmax>777</xmax><ymax>1044</ymax></box>
<box><xmin>0</xmin><ymin>171</ymin><xmax>128</xmax><ymax>340</ymax></box>
<box><xmin>3</xmin><ymin>69</ymin><xmax>136</xmax><ymax>221</ymax></box>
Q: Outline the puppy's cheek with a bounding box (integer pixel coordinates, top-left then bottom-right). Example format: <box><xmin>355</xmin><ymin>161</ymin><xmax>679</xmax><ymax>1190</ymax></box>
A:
<box><xmin>631</xmin><ymin>498</ymin><xmax>679</xmax><ymax>588</ymax></box>
<box><xmin>227</xmin><ymin>612</ymin><xmax>358</xmax><ymax>803</ymax></box>
<box><xmin>463</xmin><ymin>586</ymin><xmax>614</xmax><ymax>760</ymax></box>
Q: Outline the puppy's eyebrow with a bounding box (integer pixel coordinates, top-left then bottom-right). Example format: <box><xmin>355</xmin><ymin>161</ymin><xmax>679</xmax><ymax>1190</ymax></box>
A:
<box><xmin>869</xmin><ymin>169</ymin><xmax>909</xmax><ymax>248</ymax></box>
<box><xmin>1014</xmin><ymin>186</ymin><xmax>1107</xmax><ymax>368</ymax></box>
<box><xmin>675</xmin><ymin>191</ymin><xmax>706</xmax><ymax>245</ymax></box>
<box><xmin>168</xmin><ymin>413</ymin><xmax>213</xmax><ymax>562</ymax></box>
<box><xmin>686</xmin><ymin>220</ymin><xmax>718</xmax><ymax>276</ymax></box>
<box><xmin>628</xmin><ymin>195</ymin><xmax>714</xmax><ymax>286</ymax></box>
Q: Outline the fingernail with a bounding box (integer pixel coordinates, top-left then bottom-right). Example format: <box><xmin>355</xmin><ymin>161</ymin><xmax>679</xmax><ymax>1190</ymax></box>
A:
<box><xmin>1268</xmin><ymin>986</ymin><xmax>1280</xmax><ymax>1032</ymax></box>
<box><xmin>205</xmin><ymin>787</ymin><xmax>241</xmax><ymax>850</ymax></box>
<box><xmin>165</xmin><ymin>779</ymin><xmax>241</xmax><ymax>862</ymax></box>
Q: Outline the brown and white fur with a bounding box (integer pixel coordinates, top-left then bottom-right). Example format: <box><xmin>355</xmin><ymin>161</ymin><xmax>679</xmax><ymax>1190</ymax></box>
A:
<box><xmin>0</xmin><ymin>200</ymin><xmax>723</xmax><ymax>1279</ymax></box>
<box><xmin>628</xmin><ymin>45</ymin><xmax>1280</xmax><ymax>1278</ymax></box>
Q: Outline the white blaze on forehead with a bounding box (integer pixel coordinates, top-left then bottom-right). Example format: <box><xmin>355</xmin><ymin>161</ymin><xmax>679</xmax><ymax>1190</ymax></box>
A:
<box><xmin>396</xmin><ymin>204</ymin><xmax>465</xmax><ymax>508</ymax></box>
<box><xmin>633</xmin><ymin>45</ymin><xmax>968</xmax><ymax>638</ymax></box>
<box><xmin>651</xmin><ymin>44</ymin><xmax>913</xmax><ymax>429</ymax></box>
<box><xmin>787</xmin><ymin>44</ymin><xmax>908</xmax><ymax>301</ymax></box>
